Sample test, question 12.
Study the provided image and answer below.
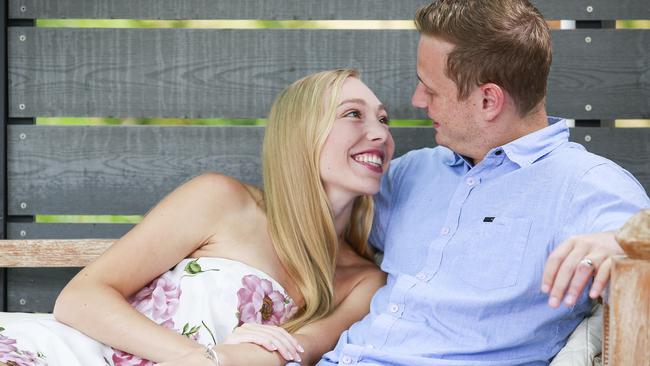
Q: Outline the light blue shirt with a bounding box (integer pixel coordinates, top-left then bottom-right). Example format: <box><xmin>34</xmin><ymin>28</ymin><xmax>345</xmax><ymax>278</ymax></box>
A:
<box><xmin>318</xmin><ymin>118</ymin><xmax>649</xmax><ymax>366</ymax></box>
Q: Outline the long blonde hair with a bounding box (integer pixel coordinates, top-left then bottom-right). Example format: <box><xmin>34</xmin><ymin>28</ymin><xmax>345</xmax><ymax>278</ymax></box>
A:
<box><xmin>262</xmin><ymin>69</ymin><xmax>375</xmax><ymax>332</ymax></box>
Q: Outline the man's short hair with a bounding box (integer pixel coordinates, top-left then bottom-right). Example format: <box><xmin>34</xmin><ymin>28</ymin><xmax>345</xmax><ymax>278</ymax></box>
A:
<box><xmin>415</xmin><ymin>0</ymin><xmax>552</xmax><ymax>116</ymax></box>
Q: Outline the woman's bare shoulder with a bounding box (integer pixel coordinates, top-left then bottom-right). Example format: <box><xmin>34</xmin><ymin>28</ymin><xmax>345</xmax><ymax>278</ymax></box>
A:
<box><xmin>334</xmin><ymin>249</ymin><xmax>386</xmax><ymax>304</ymax></box>
<box><xmin>182</xmin><ymin>172</ymin><xmax>262</xmax><ymax>213</ymax></box>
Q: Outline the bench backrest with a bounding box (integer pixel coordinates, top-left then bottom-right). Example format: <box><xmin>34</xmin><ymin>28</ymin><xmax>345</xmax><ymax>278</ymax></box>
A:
<box><xmin>1</xmin><ymin>0</ymin><xmax>648</xmax><ymax>312</ymax></box>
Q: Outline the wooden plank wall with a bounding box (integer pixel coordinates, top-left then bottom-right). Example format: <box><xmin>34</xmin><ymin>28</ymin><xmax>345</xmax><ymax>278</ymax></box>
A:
<box><xmin>2</xmin><ymin>0</ymin><xmax>649</xmax><ymax>312</ymax></box>
<box><xmin>7</xmin><ymin>28</ymin><xmax>649</xmax><ymax>120</ymax></box>
<box><xmin>8</xmin><ymin>0</ymin><xmax>650</xmax><ymax>21</ymax></box>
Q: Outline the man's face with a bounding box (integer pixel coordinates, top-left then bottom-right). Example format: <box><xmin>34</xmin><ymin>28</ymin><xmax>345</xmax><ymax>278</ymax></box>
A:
<box><xmin>412</xmin><ymin>35</ymin><xmax>485</xmax><ymax>158</ymax></box>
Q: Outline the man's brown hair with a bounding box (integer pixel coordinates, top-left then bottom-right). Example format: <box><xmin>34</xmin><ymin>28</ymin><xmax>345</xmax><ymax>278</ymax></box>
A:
<box><xmin>415</xmin><ymin>0</ymin><xmax>552</xmax><ymax>116</ymax></box>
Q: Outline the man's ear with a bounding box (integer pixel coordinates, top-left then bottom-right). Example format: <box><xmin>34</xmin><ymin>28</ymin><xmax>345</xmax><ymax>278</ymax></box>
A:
<box><xmin>479</xmin><ymin>83</ymin><xmax>505</xmax><ymax>121</ymax></box>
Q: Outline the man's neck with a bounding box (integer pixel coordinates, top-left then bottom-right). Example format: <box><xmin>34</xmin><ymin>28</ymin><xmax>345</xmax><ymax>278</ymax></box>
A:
<box><xmin>472</xmin><ymin>108</ymin><xmax>549</xmax><ymax>165</ymax></box>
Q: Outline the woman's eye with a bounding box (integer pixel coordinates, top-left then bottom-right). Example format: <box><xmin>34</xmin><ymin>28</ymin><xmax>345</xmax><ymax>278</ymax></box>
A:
<box><xmin>344</xmin><ymin>110</ymin><xmax>362</xmax><ymax>119</ymax></box>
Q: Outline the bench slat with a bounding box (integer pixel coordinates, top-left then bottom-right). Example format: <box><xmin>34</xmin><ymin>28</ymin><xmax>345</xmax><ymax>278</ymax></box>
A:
<box><xmin>8</xmin><ymin>28</ymin><xmax>650</xmax><ymax>119</ymax></box>
<box><xmin>5</xmin><ymin>268</ymin><xmax>79</xmax><ymax>312</ymax></box>
<box><xmin>9</xmin><ymin>0</ymin><xmax>650</xmax><ymax>21</ymax></box>
<box><xmin>0</xmin><ymin>239</ymin><xmax>113</xmax><ymax>267</ymax></box>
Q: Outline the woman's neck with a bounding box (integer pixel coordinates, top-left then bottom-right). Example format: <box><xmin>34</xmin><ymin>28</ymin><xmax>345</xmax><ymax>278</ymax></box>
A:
<box><xmin>330</xmin><ymin>196</ymin><xmax>355</xmax><ymax>239</ymax></box>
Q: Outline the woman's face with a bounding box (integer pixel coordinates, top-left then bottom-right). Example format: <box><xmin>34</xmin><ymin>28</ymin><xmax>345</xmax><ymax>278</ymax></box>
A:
<box><xmin>319</xmin><ymin>77</ymin><xmax>395</xmax><ymax>205</ymax></box>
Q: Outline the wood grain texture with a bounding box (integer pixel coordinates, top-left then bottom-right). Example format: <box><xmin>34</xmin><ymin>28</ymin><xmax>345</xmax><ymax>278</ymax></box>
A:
<box><xmin>8</xmin><ymin>223</ymin><xmax>133</xmax><ymax>240</ymax></box>
<box><xmin>0</xmin><ymin>239</ymin><xmax>112</xmax><ymax>267</ymax></box>
<box><xmin>8</xmin><ymin>0</ymin><xmax>650</xmax><ymax>20</ymax></box>
<box><xmin>8</xmin><ymin>28</ymin><xmax>650</xmax><ymax>119</ymax></box>
<box><xmin>7</xmin><ymin>125</ymin><xmax>436</xmax><ymax>216</ymax></box>
<box><xmin>605</xmin><ymin>257</ymin><xmax>650</xmax><ymax>365</ymax></box>
<box><xmin>569</xmin><ymin>128</ymin><xmax>650</xmax><ymax>192</ymax></box>
<box><xmin>5</xmin><ymin>267</ymin><xmax>80</xmax><ymax>312</ymax></box>
<box><xmin>9</xmin><ymin>125</ymin><xmax>648</xmax><ymax>217</ymax></box>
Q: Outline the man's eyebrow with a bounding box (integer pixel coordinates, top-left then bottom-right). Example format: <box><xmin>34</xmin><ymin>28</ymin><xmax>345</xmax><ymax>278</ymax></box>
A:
<box><xmin>416</xmin><ymin>74</ymin><xmax>434</xmax><ymax>91</ymax></box>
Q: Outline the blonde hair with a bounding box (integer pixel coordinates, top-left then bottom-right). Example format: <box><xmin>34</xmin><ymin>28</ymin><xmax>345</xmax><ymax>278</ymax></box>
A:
<box><xmin>415</xmin><ymin>0</ymin><xmax>552</xmax><ymax>116</ymax></box>
<box><xmin>262</xmin><ymin>69</ymin><xmax>374</xmax><ymax>332</ymax></box>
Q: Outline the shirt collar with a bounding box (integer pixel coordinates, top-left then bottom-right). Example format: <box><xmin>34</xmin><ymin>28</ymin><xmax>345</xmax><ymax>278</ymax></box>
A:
<box><xmin>444</xmin><ymin>117</ymin><xmax>569</xmax><ymax>168</ymax></box>
<box><xmin>442</xmin><ymin>147</ymin><xmax>466</xmax><ymax>166</ymax></box>
<box><xmin>500</xmin><ymin>117</ymin><xmax>569</xmax><ymax>168</ymax></box>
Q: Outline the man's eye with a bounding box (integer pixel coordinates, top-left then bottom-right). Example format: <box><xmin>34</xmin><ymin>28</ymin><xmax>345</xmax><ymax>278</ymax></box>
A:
<box><xmin>379</xmin><ymin>116</ymin><xmax>390</xmax><ymax>125</ymax></box>
<box><xmin>344</xmin><ymin>110</ymin><xmax>362</xmax><ymax>118</ymax></box>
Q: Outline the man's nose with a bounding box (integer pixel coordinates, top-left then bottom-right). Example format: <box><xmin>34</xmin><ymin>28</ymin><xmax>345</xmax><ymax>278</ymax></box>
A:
<box><xmin>411</xmin><ymin>83</ymin><xmax>428</xmax><ymax>109</ymax></box>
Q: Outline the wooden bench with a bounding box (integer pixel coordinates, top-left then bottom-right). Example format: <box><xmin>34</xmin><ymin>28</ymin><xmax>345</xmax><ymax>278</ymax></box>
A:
<box><xmin>0</xmin><ymin>1</ymin><xmax>648</xmax><ymax>364</ymax></box>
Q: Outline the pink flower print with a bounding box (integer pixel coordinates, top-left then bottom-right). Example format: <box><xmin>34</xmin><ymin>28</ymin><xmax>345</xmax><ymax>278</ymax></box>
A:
<box><xmin>112</xmin><ymin>349</ymin><xmax>154</xmax><ymax>366</ymax></box>
<box><xmin>0</xmin><ymin>333</ymin><xmax>19</xmax><ymax>353</ymax></box>
<box><xmin>0</xmin><ymin>333</ymin><xmax>47</xmax><ymax>366</ymax></box>
<box><xmin>111</xmin><ymin>273</ymin><xmax>182</xmax><ymax>365</ymax></box>
<box><xmin>236</xmin><ymin>274</ymin><xmax>297</xmax><ymax>326</ymax></box>
<box><xmin>129</xmin><ymin>272</ymin><xmax>181</xmax><ymax>324</ymax></box>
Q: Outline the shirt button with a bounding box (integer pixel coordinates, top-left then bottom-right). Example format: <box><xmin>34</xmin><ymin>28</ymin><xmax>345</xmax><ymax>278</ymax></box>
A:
<box><xmin>389</xmin><ymin>303</ymin><xmax>399</xmax><ymax>313</ymax></box>
<box><xmin>341</xmin><ymin>356</ymin><xmax>352</xmax><ymax>364</ymax></box>
<box><xmin>466</xmin><ymin>177</ymin><xmax>476</xmax><ymax>186</ymax></box>
<box><xmin>366</xmin><ymin>344</ymin><xmax>375</xmax><ymax>349</ymax></box>
<box><xmin>440</xmin><ymin>227</ymin><xmax>450</xmax><ymax>236</ymax></box>
<box><xmin>416</xmin><ymin>273</ymin><xmax>426</xmax><ymax>281</ymax></box>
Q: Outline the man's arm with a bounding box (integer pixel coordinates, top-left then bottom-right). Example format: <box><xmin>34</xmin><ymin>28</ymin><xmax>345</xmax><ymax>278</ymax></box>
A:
<box><xmin>541</xmin><ymin>163</ymin><xmax>649</xmax><ymax>308</ymax></box>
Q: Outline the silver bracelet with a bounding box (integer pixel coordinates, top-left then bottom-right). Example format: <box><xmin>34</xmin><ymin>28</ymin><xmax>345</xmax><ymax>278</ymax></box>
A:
<box><xmin>204</xmin><ymin>344</ymin><xmax>221</xmax><ymax>366</ymax></box>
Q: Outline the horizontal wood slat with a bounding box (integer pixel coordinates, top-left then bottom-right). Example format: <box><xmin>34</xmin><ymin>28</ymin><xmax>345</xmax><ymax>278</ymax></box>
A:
<box><xmin>569</xmin><ymin>128</ymin><xmax>650</xmax><ymax>191</ymax></box>
<box><xmin>0</xmin><ymin>239</ymin><xmax>113</xmax><ymax>267</ymax></box>
<box><xmin>7</xmin><ymin>223</ymin><xmax>133</xmax><ymax>240</ymax></box>
<box><xmin>5</xmin><ymin>268</ymin><xmax>79</xmax><ymax>312</ymax></box>
<box><xmin>8</xmin><ymin>28</ymin><xmax>650</xmax><ymax>120</ymax></box>
<box><xmin>7</xmin><ymin>125</ymin><xmax>436</xmax><ymax>215</ymax></box>
<box><xmin>8</xmin><ymin>0</ymin><xmax>650</xmax><ymax>21</ymax></box>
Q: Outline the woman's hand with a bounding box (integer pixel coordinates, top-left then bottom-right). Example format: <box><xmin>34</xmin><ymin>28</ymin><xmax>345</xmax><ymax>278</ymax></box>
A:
<box><xmin>223</xmin><ymin>323</ymin><xmax>304</xmax><ymax>363</ymax></box>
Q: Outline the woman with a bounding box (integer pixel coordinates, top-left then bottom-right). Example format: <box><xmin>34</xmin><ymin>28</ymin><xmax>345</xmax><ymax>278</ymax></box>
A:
<box><xmin>0</xmin><ymin>69</ymin><xmax>394</xmax><ymax>366</ymax></box>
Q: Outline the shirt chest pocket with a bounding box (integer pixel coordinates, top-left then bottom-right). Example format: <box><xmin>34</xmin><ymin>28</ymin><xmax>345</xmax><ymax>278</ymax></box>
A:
<box><xmin>453</xmin><ymin>217</ymin><xmax>532</xmax><ymax>290</ymax></box>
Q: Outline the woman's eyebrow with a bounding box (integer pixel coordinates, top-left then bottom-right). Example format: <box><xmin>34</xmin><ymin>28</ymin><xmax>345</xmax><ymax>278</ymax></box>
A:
<box><xmin>338</xmin><ymin>99</ymin><xmax>386</xmax><ymax>112</ymax></box>
<box><xmin>338</xmin><ymin>98</ymin><xmax>367</xmax><ymax>107</ymax></box>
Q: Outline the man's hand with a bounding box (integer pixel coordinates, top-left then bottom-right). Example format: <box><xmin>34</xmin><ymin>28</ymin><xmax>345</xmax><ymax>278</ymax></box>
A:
<box><xmin>541</xmin><ymin>231</ymin><xmax>623</xmax><ymax>308</ymax></box>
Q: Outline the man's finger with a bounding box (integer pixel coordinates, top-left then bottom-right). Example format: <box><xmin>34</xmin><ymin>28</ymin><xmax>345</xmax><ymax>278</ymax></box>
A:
<box><xmin>562</xmin><ymin>258</ymin><xmax>595</xmax><ymax>306</ymax></box>
<box><xmin>547</xmin><ymin>247</ymin><xmax>586</xmax><ymax>307</ymax></box>
<box><xmin>590</xmin><ymin>257</ymin><xmax>612</xmax><ymax>299</ymax></box>
<box><xmin>542</xmin><ymin>238</ymin><xmax>575</xmax><ymax>293</ymax></box>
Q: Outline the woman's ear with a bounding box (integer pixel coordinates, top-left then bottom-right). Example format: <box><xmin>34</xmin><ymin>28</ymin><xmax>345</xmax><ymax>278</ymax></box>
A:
<box><xmin>479</xmin><ymin>83</ymin><xmax>505</xmax><ymax>121</ymax></box>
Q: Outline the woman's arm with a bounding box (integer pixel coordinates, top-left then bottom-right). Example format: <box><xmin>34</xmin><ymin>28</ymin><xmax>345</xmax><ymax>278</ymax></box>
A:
<box><xmin>292</xmin><ymin>270</ymin><xmax>386</xmax><ymax>365</ymax></box>
<box><xmin>53</xmin><ymin>173</ymin><xmax>253</xmax><ymax>363</ymax></box>
<box><xmin>161</xmin><ymin>269</ymin><xmax>386</xmax><ymax>366</ymax></box>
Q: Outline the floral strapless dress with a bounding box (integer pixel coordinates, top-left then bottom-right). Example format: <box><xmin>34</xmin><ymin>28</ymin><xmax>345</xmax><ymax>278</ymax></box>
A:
<box><xmin>0</xmin><ymin>257</ymin><xmax>297</xmax><ymax>366</ymax></box>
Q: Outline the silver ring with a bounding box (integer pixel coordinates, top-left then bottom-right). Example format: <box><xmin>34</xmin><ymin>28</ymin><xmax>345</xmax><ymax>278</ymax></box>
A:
<box><xmin>580</xmin><ymin>258</ymin><xmax>593</xmax><ymax>267</ymax></box>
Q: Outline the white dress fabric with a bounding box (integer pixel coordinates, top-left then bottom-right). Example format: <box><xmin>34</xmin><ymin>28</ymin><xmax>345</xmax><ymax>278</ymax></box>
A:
<box><xmin>0</xmin><ymin>257</ymin><xmax>297</xmax><ymax>366</ymax></box>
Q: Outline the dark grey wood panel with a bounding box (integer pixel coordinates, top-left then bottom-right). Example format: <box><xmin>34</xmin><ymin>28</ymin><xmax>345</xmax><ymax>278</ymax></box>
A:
<box><xmin>6</xmin><ymin>267</ymin><xmax>79</xmax><ymax>312</ymax></box>
<box><xmin>7</xmin><ymin>223</ymin><xmax>133</xmax><ymax>239</ymax></box>
<box><xmin>8</xmin><ymin>0</ymin><xmax>650</xmax><ymax>21</ymax></box>
<box><xmin>8</xmin><ymin>125</ymin><xmax>264</xmax><ymax>215</ymax></box>
<box><xmin>8</xmin><ymin>125</ymin><xmax>436</xmax><ymax>215</ymax></box>
<box><xmin>569</xmin><ymin>128</ymin><xmax>650</xmax><ymax>193</ymax></box>
<box><xmin>8</xmin><ymin>28</ymin><xmax>649</xmax><ymax>120</ymax></box>
<box><xmin>8</xmin><ymin>28</ymin><xmax>421</xmax><ymax>119</ymax></box>
<box><xmin>548</xmin><ymin>30</ymin><xmax>650</xmax><ymax>119</ymax></box>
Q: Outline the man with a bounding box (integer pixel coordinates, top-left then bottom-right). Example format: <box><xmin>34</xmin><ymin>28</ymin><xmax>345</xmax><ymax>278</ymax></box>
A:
<box><xmin>318</xmin><ymin>0</ymin><xmax>649</xmax><ymax>365</ymax></box>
